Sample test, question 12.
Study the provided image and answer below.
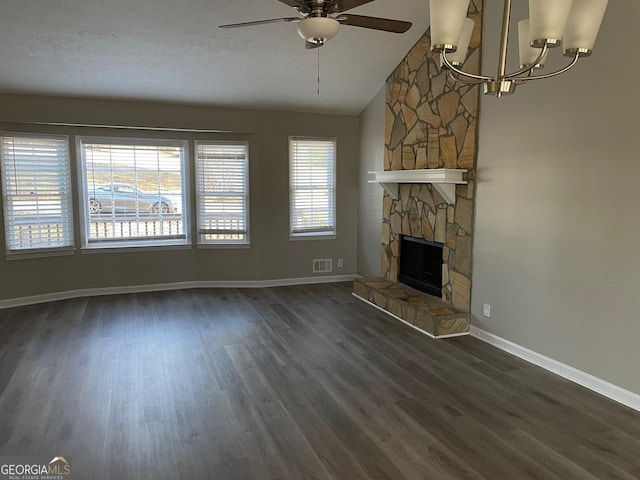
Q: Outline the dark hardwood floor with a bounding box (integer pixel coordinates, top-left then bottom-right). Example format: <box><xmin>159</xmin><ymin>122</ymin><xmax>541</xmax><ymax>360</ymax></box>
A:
<box><xmin>0</xmin><ymin>282</ymin><xmax>639</xmax><ymax>479</ymax></box>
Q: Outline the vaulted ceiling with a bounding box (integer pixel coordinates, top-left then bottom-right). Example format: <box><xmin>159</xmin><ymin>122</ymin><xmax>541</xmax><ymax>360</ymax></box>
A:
<box><xmin>0</xmin><ymin>0</ymin><xmax>429</xmax><ymax>115</ymax></box>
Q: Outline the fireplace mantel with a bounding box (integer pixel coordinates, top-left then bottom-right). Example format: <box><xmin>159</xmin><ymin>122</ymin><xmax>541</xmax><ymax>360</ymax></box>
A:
<box><xmin>368</xmin><ymin>168</ymin><xmax>467</xmax><ymax>204</ymax></box>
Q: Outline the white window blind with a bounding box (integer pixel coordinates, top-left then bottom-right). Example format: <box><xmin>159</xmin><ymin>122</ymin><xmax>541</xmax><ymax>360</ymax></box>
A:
<box><xmin>196</xmin><ymin>142</ymin><xmax>248</xmax><ymax>244</ymax></box>
<box><xmin>0</xmin><ymin>134</ymin><xmax>74</xmax><ymax>252</ymax></box>
<box><xmin>80</xmin><ymin>138</ymin><xmax>187</xmax><ymax>246</ymax></box>
<box><xmin>289</xmin><ymin>137</ymin><xmax>336</xmax><ymax>236</ymax></box>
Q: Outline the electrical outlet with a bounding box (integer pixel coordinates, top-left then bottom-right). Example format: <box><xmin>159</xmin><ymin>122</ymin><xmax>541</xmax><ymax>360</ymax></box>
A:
<box><xmin>482</xmin><ymin>303</ymin><xmax>491</xmax><ymax>318</ymax></box>
<box><xmin>337</xmin><ymin>258</ymin><xmax>344</xmax><ymax>268</ymax></box>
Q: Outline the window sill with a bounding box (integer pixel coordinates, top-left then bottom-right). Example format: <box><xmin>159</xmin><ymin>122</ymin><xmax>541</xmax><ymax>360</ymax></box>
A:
<box><xmin>81</xmin><ymin>242</ymin><xmax>193</xmax><ymax>254</ymax></box>
<box><xmin>5</xmin><ymin>247</ymin><xmax>76</xmax><ymax>261</ymax></box>
<box><xmin>290</xmin><ymin>233</ymin><xmax>337</xmax><ymax>241</ymax></box>
<box><xmin>197</xmin><ymin>243</ymin><xmax>251</xmax><ymax>250</ymax></box>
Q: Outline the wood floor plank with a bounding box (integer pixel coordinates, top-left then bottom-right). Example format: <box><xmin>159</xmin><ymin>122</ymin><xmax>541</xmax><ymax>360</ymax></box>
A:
<box><xmin>316</xmin><ymin>369</ymin><xmax>484</xmax><ymax>480</ymax></box>
<box><xmin>255</xmin><ymin>355</ymin><xmax>372</xmax><ymax>480</ymax></box>
<box><xmin>0</xmin><ymin>283</ymin><xmax>638</xmax><ymax>479</ymax></box>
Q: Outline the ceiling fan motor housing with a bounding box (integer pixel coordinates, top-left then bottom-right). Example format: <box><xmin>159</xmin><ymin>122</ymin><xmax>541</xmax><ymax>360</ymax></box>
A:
<box><xmin>297</xmin><ymin>17</ymin><xmax>340</xmax><ymax>43</ymax></box>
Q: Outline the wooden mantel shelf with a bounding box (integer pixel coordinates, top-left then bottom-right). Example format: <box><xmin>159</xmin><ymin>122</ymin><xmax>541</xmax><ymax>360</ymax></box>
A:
<box><xmin>368</xmin><ymin>168</ymin><xmax>467</xmax><ymax>205</ymax></box>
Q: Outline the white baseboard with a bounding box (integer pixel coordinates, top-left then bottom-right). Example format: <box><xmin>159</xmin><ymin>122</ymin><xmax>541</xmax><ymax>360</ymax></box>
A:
<box><xmin>0</xmin><ymin>274</ymin><xmax>356</xmax><ymax>310</ymax></box>
<box><xmin>471</xmin><ymin>326</ymin><xmax>640</xmax><ymax>413</ymax></box>
<box><xmin>352</xmin><ymin>293</ymin><xmax>470</xmax><ymax>340</ymax></box>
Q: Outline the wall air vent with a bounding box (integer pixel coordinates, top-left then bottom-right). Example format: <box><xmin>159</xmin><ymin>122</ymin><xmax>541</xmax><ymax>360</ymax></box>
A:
<box><xmin>313</xmin><ymin>258</ymin><xmax>333</xmax><ymax>273</ymax></box>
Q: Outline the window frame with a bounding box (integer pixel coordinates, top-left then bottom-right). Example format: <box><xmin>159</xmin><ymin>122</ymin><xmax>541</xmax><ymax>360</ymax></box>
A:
<box><xmin>0</xmin><ymin>132</ymin><xmax>75</xmax><ymax>258</ymax></box>
<box><xmin>76</xmin><ymin>135</ymin><xmax>191</xmax><ymax>250</ymax></box>
<box><xmin>289</xmin><ymin>136</ymin><xmax>337</xmax><ymax>240</ymax></box>
<box><xmin>195</xmin><ymin>140</ymin><xmax>250</xmax><ymax>247</ymax></box>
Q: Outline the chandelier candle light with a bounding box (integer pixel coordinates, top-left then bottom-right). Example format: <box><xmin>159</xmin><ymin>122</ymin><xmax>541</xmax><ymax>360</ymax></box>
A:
<box><xmin>429</xmin><ymin>0</ymin><xmax>608</xmax><ymax>97</ymax></box>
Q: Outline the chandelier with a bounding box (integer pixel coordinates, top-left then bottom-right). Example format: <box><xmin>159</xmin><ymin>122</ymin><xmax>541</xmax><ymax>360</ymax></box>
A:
<box><xmin>429</xmin><ymin>0</ymin><xmax>608</xmax><ymax>97</ymax></box>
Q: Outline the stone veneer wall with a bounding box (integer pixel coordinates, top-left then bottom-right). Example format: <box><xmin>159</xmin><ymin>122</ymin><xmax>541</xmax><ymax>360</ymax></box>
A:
<box><xmin>382</xmin><ymin>0</ymin><xmax>483</xmax><ymax>311</ymax></box>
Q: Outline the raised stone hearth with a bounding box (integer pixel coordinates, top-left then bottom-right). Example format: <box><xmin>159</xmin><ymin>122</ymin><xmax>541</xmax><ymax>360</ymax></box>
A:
<box><xmin>354</xmin><ymin>277</ymin><xmax>470</xmax><ymax>338</ymax></box>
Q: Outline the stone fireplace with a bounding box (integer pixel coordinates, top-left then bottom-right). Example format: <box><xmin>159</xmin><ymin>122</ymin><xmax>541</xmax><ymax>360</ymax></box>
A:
<box><xmin>354</xmin><ymin>0</ymin><xmax>482</xmax><ymax>337</ymax></box>
<box><xmin>380</xmin><ymin>0</ymin><xmax>483</xmax><ymax>313</ymax></box>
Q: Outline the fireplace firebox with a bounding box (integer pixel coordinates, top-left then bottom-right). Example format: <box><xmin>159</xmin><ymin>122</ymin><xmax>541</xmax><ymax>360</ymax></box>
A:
<box><xmin>399</xmin><ymin>235</ymin><xmax>444</xmax><ymax>297</ymax></box>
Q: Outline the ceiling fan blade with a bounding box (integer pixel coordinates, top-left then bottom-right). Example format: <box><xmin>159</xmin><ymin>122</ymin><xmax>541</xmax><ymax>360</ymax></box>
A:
<box><xmin>337</xmin><ymin>14</ymin><xmax>412</xmax><ymax>33</ymax></box>
<box><xmin>305</xmin><ymin>41</ymin><xmax>322</xmax><ymax>50</ymax></box>
<box><xmin>219</xmin><ymin>17</ymin><xmax>301</xmax><ymax>28</ymax></box>
<box><xmin>327</xmin><ymin>0</ymin><xmax>376</xmax><ymax>13</ymax></box>
<box><xmin>276</xmin><ymin>0</ymin><xmax>312</xmax><ymax>13</ymax></box>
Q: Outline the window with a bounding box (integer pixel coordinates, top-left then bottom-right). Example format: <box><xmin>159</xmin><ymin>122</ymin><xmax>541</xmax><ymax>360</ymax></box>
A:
<box><xmin>195</xmin><ymin>141</ymin><xmax>249</xmax><ymax>244</ymax></box>
<box><xmin>0</xmin><ymin>134</ymin><xmax>74</xmax><ymax>254</ymax></box>
<box><xmin>289</xmin><ymin>137</ymin><xmax>336</xmax><ymax>237</ymax></box>
<box><xmin>79</xmin><ymin>137</ymin><xmax>188</xmax><ymax>248</ymax></box>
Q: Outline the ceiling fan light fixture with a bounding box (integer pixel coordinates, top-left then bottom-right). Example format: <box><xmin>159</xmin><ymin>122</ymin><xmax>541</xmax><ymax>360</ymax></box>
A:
<box><xmin>297</xmin><ymin>17</ymin><xmax>340</xmax><ymax>43</ymax></box>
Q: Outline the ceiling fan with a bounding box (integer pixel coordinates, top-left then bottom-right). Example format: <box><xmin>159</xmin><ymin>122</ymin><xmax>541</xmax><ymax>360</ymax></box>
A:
<box><xmin>219</xmin><ymin>0</ymin><xmax>413</xmax><ymax>49</ymax></box>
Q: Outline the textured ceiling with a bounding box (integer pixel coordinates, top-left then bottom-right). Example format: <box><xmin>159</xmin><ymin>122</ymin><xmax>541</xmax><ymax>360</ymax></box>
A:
<box><xmin>0</xmin><ymin>0</ymin><xmax>429</xmax><ymax>115</ymax></box>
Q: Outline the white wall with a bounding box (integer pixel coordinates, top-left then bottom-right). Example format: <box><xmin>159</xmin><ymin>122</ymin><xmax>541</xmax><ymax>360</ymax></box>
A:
<box><xmin>472</xmin><ymin>1</ymin><xmax>640</xmax><ymax>394</ymax></box>
<box><xmin>357</xmin><ymin>86</ymin><xmax>385</xmax><ymax>277</ymax></box>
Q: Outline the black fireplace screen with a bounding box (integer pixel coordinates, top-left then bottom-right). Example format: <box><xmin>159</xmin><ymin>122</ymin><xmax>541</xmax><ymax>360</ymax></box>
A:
<box><xmin>399</xmin><ymin>235</ymin><xmax>444</xmax><ymax>297</ymax></box>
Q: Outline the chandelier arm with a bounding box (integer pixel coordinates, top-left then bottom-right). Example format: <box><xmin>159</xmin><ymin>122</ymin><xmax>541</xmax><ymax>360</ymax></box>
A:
<box><xmin>448</xmin><ymin>70</ymin><xmax>486</xmax><ymax>85</ymax></box>
<box><xmin>441</xmin><ymin>51</ymin><xmax>494</xmax><ymax>82</ymax></box>
<box><xmin>502</xmin><ymin>44</ymin><xmax>549</xmax><ymax>79</ymax></box>
<box><xmin>517</xmin><ymin>52</ymin><xmax>580</xmax><ymax>82</ymax></box>
<box><xmin>512</xmin><ymin>69</ymin><xmax>536</xmax><ymax>84</ymax></box>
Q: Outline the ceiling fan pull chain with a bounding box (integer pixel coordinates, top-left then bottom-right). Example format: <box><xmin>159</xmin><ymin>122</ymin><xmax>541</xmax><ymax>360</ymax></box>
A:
<box><xmin>317</xmin><ymin>46</ymin><xmax>321</xmax><ymax>95</ymax></box>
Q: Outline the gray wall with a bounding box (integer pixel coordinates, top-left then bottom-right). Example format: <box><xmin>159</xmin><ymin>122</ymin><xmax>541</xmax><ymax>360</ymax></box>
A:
<box><xmin>0</xmin><ymin>94</ymin><xmax>359</xmax><ymax>301</ymax></box>
<box><xmin>357</xmin><ymin>86</ymin><xmax>385</xmax><ymax>277</ymax></box>
<box><xmin>472</xmin><ymin>1</ymin><xmax>640</xmax><ymax>394</ymax></box>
